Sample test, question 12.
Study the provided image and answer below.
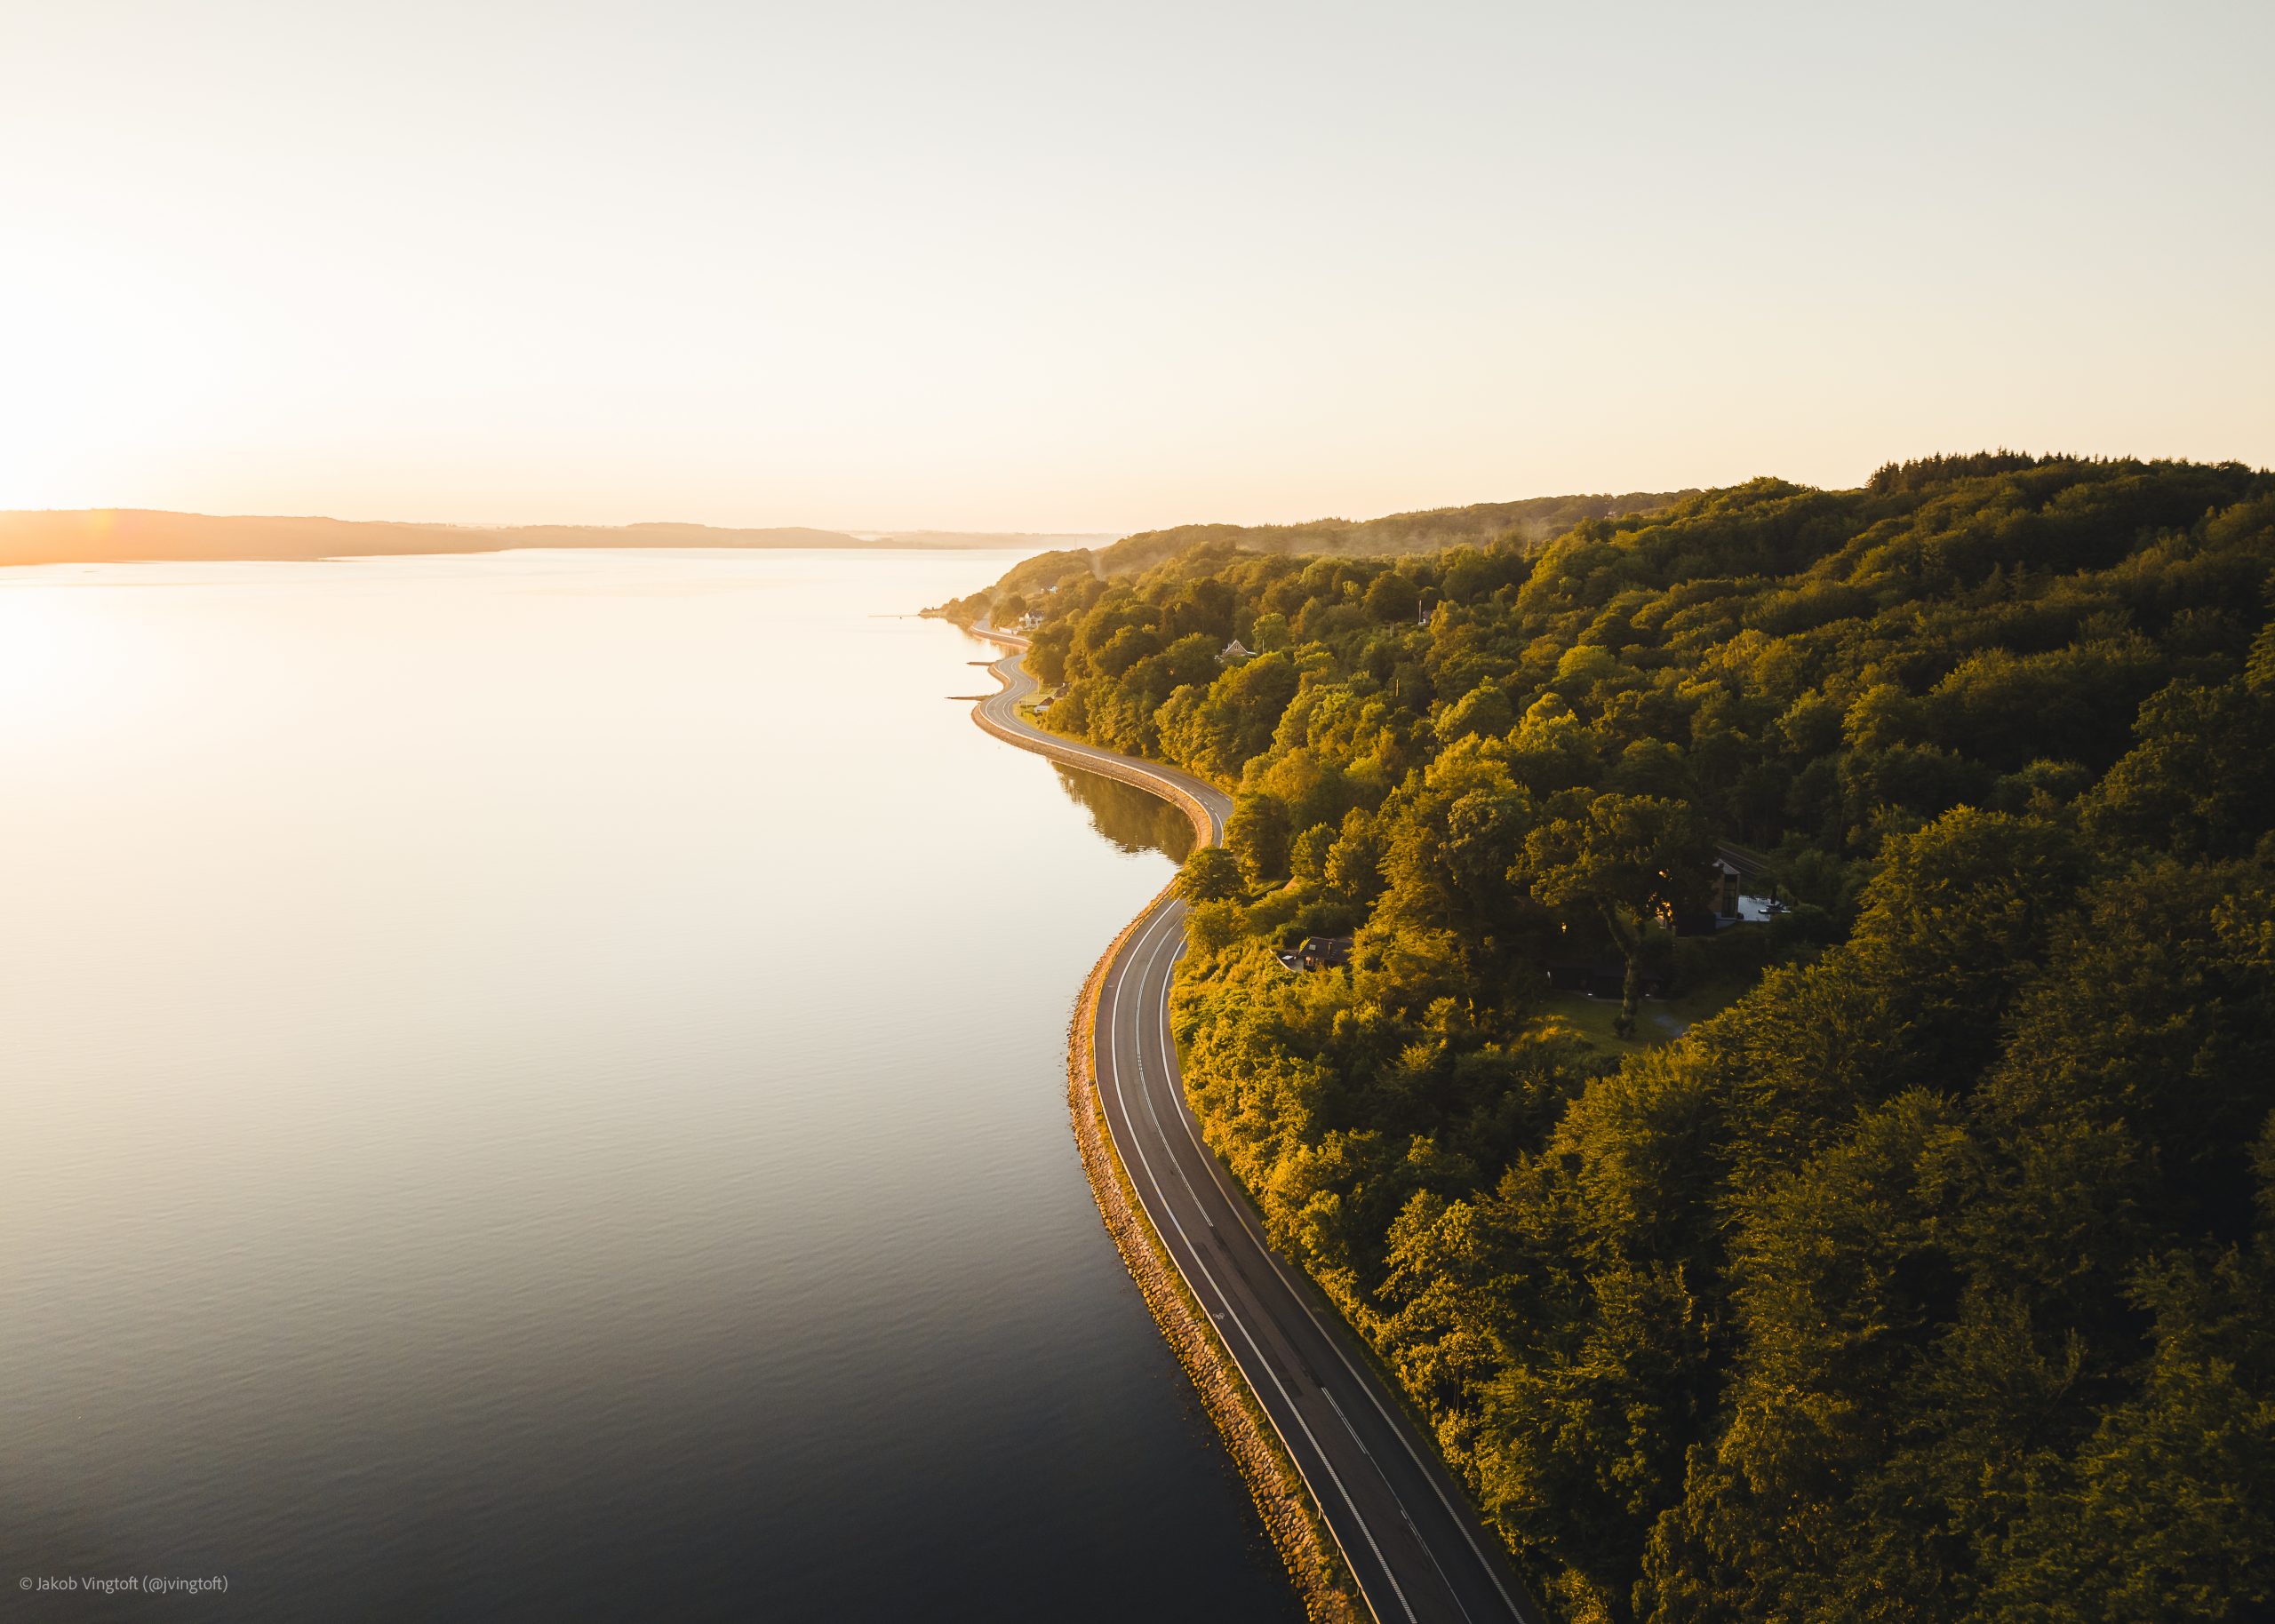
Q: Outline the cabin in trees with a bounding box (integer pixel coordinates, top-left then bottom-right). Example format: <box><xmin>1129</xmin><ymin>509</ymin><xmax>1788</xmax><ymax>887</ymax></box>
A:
<box><xmin>1218</xmin><ymin>639</ymin><xmax>1254</xmax><ymax>664</ymax></box>
<box><xmin>1673</xmin><ymin>858</ymin><xmax>1753</xmax><ymax>935</ymax></box>
<box><xmin>1295</xmin><ymin>935</ymin><xmax>1351</xmax><ymax>971</ymax></box>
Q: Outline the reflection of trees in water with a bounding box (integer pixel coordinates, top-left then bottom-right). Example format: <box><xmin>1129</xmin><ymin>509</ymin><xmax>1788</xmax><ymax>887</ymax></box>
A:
<box><xmin>1053</xmin><ymin>765</ymin><xmax>1195</xmax><ymax>864</ymax></box>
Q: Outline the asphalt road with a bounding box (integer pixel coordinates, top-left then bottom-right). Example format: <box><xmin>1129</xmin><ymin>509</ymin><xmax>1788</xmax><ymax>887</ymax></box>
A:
<box><xmin>969</xmin><ymin>632</ymin><xmax>1539</xmax><ymax>1624</ymax></box>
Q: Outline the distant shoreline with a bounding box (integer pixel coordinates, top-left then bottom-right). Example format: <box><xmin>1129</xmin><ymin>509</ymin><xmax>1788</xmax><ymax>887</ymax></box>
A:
<box><xmin>0</xmin><ymin>508</ymin><xmax>1118</xmax><ymax>570</ymax></box>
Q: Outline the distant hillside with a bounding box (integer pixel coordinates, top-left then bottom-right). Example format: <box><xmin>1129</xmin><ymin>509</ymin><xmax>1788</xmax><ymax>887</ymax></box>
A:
<box><xmin>866</xmin><ymin>529</ymin><xmax>1122</xmax><ymax>551</ymax></box>
<box><xmin>1095</xmin><ymin>489</ymin><xmax>1693</xmax><ymax>574</ymax></box>
<box><xmin>0</xmin><ymin>510</ymin><xmax>1067</xmax><ymax>569</ymax></box>
<box><xmin>927</xmin><ymin>489</ymin><xmax>1696</xmax><ymax>625</ymax></box>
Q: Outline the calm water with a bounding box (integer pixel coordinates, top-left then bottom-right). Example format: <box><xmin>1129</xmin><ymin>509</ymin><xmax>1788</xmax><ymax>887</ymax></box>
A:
<box><xmin>0</xmin><ymin>550</ymin><xmax>1297</xmax><ymax>1620</ymax></box>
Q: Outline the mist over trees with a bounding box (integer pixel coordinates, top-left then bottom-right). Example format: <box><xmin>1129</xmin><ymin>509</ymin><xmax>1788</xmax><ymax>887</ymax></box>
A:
<box><xmin>947</xmin><ymin>455</ymin><xmax>2275</xmax><ymax>1622</ymax></box>
<box><xmin>1094</xmin><ymin>489</ymin><xmax>1696</xmax><ymax>575</ymax></box>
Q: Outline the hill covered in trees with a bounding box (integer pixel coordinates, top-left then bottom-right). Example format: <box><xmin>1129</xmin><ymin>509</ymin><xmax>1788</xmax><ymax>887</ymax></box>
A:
<box><xmin>946</xmin><ymin>455</ymin><xmax>2275</xmax><ymax>1621</ymax></box>
<box><xmin>1094</xmin><ymin>489</ymin><xmax>1695</xmax><ymax>574</ymax></box>
<box><xmin>925</xmin><ymin>490</ymin><xmax>1692</xmax><ymax>625</ymax></box>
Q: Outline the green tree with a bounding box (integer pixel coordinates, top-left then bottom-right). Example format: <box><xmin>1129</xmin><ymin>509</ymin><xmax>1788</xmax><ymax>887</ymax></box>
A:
<box><xmin>1176</xmin><ymin>844</ymin><xmax>1246</xmax><ymax>904</ymax></box>
<box><xmin>2087</xmin><ymin>675</ymin><xmax>2275</xmax><ymax>859</ymax></box>
<box><xmin>1289</xmin><ymin>821</ymin><xmax>1337</xmax><ymax>887</ymax></box>
<box><xmin>1514</xmin><ymin>792</ymin><xmax>1706</xmax><ymax>1034</ymax></box>
<box><xmin>1365</xmin><ymin>570</ymin><xmax>1421</xmax><ymax>624</ymax></box>
<box><xmin>1226</xmin><ymin>792</ymin><xmax>1293</xmax><ymax>887</ymax></box>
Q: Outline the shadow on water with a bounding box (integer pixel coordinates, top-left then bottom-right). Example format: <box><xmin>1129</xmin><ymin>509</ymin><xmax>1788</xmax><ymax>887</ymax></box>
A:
<box><xmin>1052</xmin><ymin>765</ymin><xmax>1196</xmax><ymax>864</ymax></box>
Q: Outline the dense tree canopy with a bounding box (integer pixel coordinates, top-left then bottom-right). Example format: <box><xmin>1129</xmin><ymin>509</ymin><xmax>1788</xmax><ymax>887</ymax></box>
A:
<box><xmin>941</xmin><ymin>455</ymin><xmax>2275</xmax><ymax>1621</ymax></box>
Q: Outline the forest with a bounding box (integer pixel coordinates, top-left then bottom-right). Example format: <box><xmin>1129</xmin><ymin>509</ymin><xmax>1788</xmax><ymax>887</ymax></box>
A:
<box><xmin>1090</xmin><ymin>488</ymin><xmax>1694</xmax><ymax>574</ymax></box>
<box><xmin>944</xmin><ymin>454</ymin><xmax>2275</xmax><ymax>1622</ymax></box>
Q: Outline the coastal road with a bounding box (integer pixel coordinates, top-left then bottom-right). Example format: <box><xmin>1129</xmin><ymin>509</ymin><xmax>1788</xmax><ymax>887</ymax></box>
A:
<box><xmin>968</xmin><ymin>632</ymin><xmax>1539</xmax><ymax>1624</ymax></box>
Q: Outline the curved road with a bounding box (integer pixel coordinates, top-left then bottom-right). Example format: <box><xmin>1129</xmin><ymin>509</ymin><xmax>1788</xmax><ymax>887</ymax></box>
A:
<box><xmin>967</xmin><ymin>631</ymin><xmax>1539</xmax><ymax>1624</ymax></box>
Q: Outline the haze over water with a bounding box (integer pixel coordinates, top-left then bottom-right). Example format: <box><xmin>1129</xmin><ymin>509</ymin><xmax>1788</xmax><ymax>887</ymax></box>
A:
<box><xmin>0</xmin><ymin>549</ymin><xmax>1297</xmax><ymax>1620</ymax></box>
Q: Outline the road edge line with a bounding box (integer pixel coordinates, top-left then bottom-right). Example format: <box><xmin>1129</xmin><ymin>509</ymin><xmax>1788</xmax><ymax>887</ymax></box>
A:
<box><xmin>966</xmin><ymin>632</ymin><xmax>1367</xmax><ymax>1624</ymax></box>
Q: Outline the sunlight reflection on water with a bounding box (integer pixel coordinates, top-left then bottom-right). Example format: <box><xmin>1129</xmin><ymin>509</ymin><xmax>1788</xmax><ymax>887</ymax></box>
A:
<box><xmin>0</xmin><ymin>549</ymin><xmax>1298</xmax><ymax>1622</ymax></box>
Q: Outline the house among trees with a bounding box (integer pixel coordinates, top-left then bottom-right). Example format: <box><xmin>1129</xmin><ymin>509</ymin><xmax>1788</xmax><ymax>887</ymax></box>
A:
<box><xmin>1295</xmin><ymin>935</ymin><xmax>1351</xmax><ymax>970</ymax></box>
<box><xmin>1217</xmin><ymin>638</ymin><xmax>1253</xmax><ymax>664</ymax></box>
<box><xmin>1672</xmin><ymin>857</ymin><xmax>1756</xmax><ymax>935</ymax></box>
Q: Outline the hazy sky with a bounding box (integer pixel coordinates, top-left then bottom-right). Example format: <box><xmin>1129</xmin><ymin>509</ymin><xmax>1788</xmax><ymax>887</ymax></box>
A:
<box><xmin>3</xmin><ymin>1</ymin><xmax>2268</xmax><ymax>531</ymax></box>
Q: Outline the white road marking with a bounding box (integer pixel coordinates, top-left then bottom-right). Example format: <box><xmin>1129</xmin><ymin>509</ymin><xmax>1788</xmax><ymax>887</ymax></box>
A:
<box><xmin>1151</xmin><ymin>926</ymin><xmax>1529</xmax><ymax>1623</ymax></box>
<box><xmin>1133</xmin><ymin>930</ymin><xmax>1213</xmax><ymax>1229</ymax></box>
<box><xmin>1322</xmin><ymin>1389</ymin><xmax>1371</xmax><ymax>1458</ymax></box>
<box><xmin>971</xmin><ymin>641</ymin><xmax>1517</xmax><ymax>1621</ymax></box>
<box><xmin>1106</xmin><ymin>903</ymin><xmax>1414</xmax><ymax>1624</ymax></box>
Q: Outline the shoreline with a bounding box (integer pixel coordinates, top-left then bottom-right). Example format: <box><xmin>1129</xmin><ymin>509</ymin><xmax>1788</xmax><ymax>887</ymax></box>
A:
<box><xmin>962</xmin><ymin>627</ymin><xmax>1366</xmax><ymax>1624</ymax></box>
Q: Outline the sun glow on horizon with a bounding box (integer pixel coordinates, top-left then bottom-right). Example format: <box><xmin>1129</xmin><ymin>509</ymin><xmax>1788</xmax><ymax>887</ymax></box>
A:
<box><xmin>1</xmin><ymin>2</ymin><xmax>2269</xmax><ymax>530</ymax></box>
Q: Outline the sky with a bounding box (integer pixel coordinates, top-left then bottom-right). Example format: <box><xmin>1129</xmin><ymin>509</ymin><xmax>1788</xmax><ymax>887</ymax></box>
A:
<box><xmin>2</xmin><ymin>0</ymin><xmax>2269</xmax><ymax>532</ymax></box>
